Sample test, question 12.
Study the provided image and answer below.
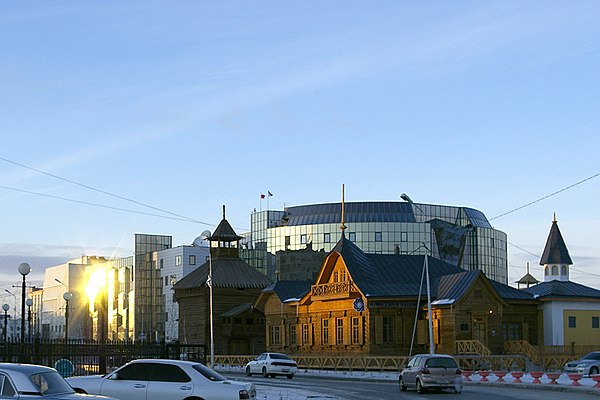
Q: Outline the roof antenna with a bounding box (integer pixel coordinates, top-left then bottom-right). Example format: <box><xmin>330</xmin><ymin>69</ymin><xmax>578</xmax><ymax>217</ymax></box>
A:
<box><xmin>340</xmin><ymin>184</ymin><xmax>347</xmax><ymax>232</ymax></box>
<box><xmin>223</xmin><ymin>204</ymin><xmax>226</xmax><ymax>219</ymax></box>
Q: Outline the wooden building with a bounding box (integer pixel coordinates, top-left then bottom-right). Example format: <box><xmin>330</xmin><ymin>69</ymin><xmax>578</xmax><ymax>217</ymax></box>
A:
<box><xmin>173</xmin><ymin>207</ymin><xmax>272</xmax><ymax>355</ymax></box>
<box><xmin>255</xmin><ymin>232</ymin><xmax>541</xmax><ymax>356</ymax></box>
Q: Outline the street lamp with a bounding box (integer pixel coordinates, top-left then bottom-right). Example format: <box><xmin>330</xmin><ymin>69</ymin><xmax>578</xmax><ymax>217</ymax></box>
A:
<box><xmin>18</xmin><ymin>262</ymin><xmax>31</xmax><ymax>346</ymax></box>
<box><xmin>400</xmin><ymin>194</ymin><xmax>435</xmax><ymax>355</ymax></box>
<box><xmin>4</xmin><ymin>289</ymin><xmax>16</xmax><ymax>340</ymax></box>
<box><xmin>201</xmin><ymin>230</ymin><xmax>214</xmax><ymax>368</ymax></box>
<box><xmin>26</xmin><ymin>298</ymin><xmax>33</xmax><ymax>342</ymax></box>
<box><xmin>63</xmin><ymin>292</ymin><xmax>73</xmax><ymax>342</ymax></box>
<box><xmin>2</xmin><ymin>303</ymin><xmax>9</xmax><ymax>343</ymax></box>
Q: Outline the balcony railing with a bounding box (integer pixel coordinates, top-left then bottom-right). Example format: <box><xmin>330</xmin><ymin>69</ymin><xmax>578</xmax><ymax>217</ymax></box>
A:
<box><xmin>311</xmin><ymin>281</ymin><xmax>358</xmax><ymax>300</ymax></box>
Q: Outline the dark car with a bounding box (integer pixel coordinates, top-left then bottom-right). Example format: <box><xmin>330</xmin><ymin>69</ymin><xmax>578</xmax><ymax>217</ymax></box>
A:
<box><xmin>399</xmin><ymin>354</ymin><xmax>463</xmax><ymax>394</ymax></box>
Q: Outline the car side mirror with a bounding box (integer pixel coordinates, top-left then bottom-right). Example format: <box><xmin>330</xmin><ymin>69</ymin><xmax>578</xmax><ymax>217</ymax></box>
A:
<box><xmin>108</xmin><ymin>373</ymin><xmax>119</xmax><ymax>380</ymax></box>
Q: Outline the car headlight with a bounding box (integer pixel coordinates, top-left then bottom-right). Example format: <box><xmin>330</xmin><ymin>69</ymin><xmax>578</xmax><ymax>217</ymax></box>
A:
<box><xmin>239</xmin><ymin>389</ymin><xmax>251</xmax><ymax>399</ymax></box>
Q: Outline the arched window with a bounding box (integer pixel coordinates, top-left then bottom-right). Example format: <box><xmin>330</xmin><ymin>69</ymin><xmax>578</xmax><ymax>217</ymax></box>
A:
<box><xmin>561</xmin><ymin>265</ymin><xmax>568</xmax><ymax>275</ymax></box>
<box><xmin>552</xmin><ymin>265</ymin><xmax>559</xmax><ymax>275</ymax></box>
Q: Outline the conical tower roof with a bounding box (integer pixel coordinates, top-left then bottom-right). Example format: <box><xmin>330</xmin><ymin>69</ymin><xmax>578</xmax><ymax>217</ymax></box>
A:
<box><xmin>209</xmin><ymin>205</ymin><xmax>242</xmax><ymax>242</ymax></box>
<box><xmin>539</xmin><ymin>214</ymin><xmax>572</xmax><ymax>265</ymax></box>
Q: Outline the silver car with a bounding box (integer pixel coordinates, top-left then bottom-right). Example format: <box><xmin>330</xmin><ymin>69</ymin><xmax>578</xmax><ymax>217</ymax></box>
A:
<box><xmin>0</xmin><ymin>363</ymin><xmax>115</xmax><ymax>400</ymax></box>
<box><xmin>399</xmin><ymin>354</ymin><xmax>463</xmax><ymax>394</ymax></box>
<box><xmin>564</xmin><ymin>351</ymin><xmax>600</xmax><ymax>376</ymax></box>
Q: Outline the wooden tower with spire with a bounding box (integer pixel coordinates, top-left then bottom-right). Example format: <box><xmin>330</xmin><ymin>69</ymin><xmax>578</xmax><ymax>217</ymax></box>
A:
<box><xmin>207</xmin><ymin>205</ymin><xmax>243</xmax><ymax>259</ymax></box>
<box><xmin>540</xmin><ymin>213</ymin><xmax>573</xmax><ymax>282</ymax></box>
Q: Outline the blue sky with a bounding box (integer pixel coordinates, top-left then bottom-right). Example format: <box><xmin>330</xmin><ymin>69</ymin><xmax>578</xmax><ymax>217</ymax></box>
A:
<box><xmin>1</xmin><ymin>1</ymin><xmax>599</xmax><ymax>290</ymax></box>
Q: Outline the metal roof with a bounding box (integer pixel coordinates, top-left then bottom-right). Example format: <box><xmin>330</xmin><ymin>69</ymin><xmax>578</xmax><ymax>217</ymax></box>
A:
<box><xmin>524</xmin><ymin>280</ymin><xmax>600</xmax><ymax>299</ymax></box>
<box><xmin>539</xmin><ymin>219</ymin><xmax>573</xmax><ymax>265</ymax></box>
<box><xmin>329</xmin><ymin>234</ymin><xmax>534</xmax><ymax>302</ymax></box>
<box><xmin>262</xmin><ymin>280</ymin><xmax>312</xmax><ymax>302</ymax></box>
<box><xmin>221</xmin><ymin>303</ymin><xmax>254</xmax><ymax>317</ymax></box>
<box><xmin>281</xmin><ymin>201</ymin><xmax>492</xmax><ymax>228</ymax></box>
<box><xmin>173</xmin><ymin>258</ymin><xmax>272</xmax><ymax>290</ymax></box>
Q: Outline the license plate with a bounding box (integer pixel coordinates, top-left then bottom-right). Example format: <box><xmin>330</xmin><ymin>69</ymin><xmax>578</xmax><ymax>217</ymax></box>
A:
<box><xmin>437</xmin><ymin>380</ymin><xmax>450</xmax><ymax>384</ymax></box>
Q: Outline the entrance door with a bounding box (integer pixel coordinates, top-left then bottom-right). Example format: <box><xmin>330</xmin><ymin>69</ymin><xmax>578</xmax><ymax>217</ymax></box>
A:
<box><xmin>472</xmin><ymin>316</ymin><xmax>487</xmax><ymax>346</ymax></box>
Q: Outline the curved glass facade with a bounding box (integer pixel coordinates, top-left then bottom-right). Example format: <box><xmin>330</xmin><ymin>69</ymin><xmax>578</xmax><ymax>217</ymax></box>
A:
<box><xmin>240</xmin><ymin>201</ymin><xmax>507</xmax><ymax>284</ymax></box>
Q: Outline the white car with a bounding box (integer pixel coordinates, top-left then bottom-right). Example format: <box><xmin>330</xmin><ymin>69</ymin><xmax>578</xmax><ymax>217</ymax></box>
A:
<box><xmin>0</xmin><ymin>363</ymin><xmax>116</xmax><ymax>400</ymax></box>
<box><xmin>245</xmin><ymin>353</ymin><xmax>298</xmax><ymax>379</ymax></box>
<box><xmin>66</xmin><ymin>359</ymin><xmax>256</xmax><ymax>400</ymax></box>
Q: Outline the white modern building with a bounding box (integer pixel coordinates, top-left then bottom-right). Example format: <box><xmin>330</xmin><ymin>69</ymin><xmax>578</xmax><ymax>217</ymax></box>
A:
<box><xmin>156</xmin><ymin>240</ymin><xmax>209</xmax><ymax>342</ymax></box>
<box><xmin>40</xmin><ymin>256</ymin><xmax>109</xmax><ymax>339</ymax></box>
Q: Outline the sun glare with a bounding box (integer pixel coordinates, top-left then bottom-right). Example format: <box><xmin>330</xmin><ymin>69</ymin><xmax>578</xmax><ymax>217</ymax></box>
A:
<box><xmin>85</xmin><ymin>269</ymin><xmax>107</xmax><ymax>310</ymax></box>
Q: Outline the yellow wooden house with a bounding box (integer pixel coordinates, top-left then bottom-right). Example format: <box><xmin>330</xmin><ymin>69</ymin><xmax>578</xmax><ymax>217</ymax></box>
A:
<box><xmin>255</xmin><ymin>232</ymin><xmax>541</xmax><ymax>356</ymax></box>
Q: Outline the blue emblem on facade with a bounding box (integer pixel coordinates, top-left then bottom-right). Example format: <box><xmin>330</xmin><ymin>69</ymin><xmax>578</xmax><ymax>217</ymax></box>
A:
<box><xmin>353</xmin><ymin>297</ymin><xmax>365</xmax><ymax>312</ymax></box>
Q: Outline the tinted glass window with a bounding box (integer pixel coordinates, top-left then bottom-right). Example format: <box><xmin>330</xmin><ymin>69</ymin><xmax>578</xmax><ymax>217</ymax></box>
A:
<box><xmin>425</xmin><ymin>357</ymin><xmax>458</xmax><ymax>368</ymax></box>
<box><xmin>30</xmin><ymin>372</ymin><xmax>74</xmax><ymax>395</ymax></box>
<box><xmin>150</xmin><ymin>364</ymin><xmax>190</xmax><ymax>382</ymax></box>
<box><xmin>0</xmin><ymin>375</ymin><xmax>16</xmax><ymax>396</ymax></box>
<box><xmin>270</xmin><ymin>354</ymin><xmax>291</xmax><ymax>360</ymax></box>
<box><xmin>584</xmin><ymin>353</ymin><xmax>600</xmax><ymax>360</ymax></box>
<box><xmin>191</xmin><ymin>364</ymin><xmax>227</xmax><ymax>382</ymax></box>
<box><xmin>116</xmin><ymin>363</ymin><xmax>155</xmax><ymax>380</ymax></box>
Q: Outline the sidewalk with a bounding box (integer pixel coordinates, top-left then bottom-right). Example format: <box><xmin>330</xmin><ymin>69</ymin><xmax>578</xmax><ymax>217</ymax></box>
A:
<box><xmin>465</xmin><ymin>371</ymin><xmax>600</xmax><ymax>395</ymax></box>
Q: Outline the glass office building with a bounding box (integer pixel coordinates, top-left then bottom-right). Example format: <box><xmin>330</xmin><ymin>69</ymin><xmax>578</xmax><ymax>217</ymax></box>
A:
<box><xmin>241</xmin><ymin>201</ymin><xmax>508</xmax><ymax>284</ymax></box>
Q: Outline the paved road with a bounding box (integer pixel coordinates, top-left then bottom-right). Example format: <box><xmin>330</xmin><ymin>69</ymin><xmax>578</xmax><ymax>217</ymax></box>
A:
<box><xmin>223</xmin><ymin>372</ymin><xmax>600</xmax><ymax>399</ymax></box>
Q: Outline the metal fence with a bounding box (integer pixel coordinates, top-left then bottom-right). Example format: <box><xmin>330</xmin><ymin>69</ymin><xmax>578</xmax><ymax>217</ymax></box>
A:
<box><xmin>1</xmin><ymin>339</ymin><xmax>206</xmax><ymax>376</ymax></box>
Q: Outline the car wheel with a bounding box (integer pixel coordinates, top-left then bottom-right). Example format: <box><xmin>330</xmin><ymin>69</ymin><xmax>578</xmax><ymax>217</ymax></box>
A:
<box><xmin>399</xmin><ymin>376</ymin><xmax>407</xmax><ymax>391</ymax></box>
<box><xmin>287</xmin><ymin>373</ymin><xmax>294</xmax><ymax>379</ymax></box>
<box><xmin>262</xmin><ymin>367</ymin><xmax>268</xmax><ymax>377</ymax></box>
<box><xmin>591</xmin><ymin>366</ymin><xmax>599</xmax><ymax>376</ymax></box>
<box><xmin>416</xmin><ymin>379</ymin><xmax>426</xmax><ymax>394</ymax></box>
<box><xmin>245</xmin><ymin>366</ymin><xmax>252</xmax><ymax>376</ymax></box>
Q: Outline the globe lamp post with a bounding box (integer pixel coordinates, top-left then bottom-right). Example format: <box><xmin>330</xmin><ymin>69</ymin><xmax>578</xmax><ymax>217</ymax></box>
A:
<box><xmin>63</xmin><ymin>292</ymin><xmax>73</xmax><ymax>342</ymax></box>
<box><xmin>2</xmin><ymin>303</ymin><xmax>9</xmax><ymax>343</ymax></box>
<box><xmin>25</xmin><ymin>298</ymin><xmax>33</xmax><ymax>342</ymax></box>
<box><xmin>18</xmin><ymin>262</ymin><xmax>31</xmax><ymax>346</ymax></box>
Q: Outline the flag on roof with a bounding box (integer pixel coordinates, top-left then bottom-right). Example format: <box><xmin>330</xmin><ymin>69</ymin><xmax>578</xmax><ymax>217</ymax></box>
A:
<box><xmin>268</xmin><ymin>191</ymin><xmax>273</xmax><ymax>196</ymax></box>
<box><xmin>260</xmin><ymin>193</ymin><xmax>265</xmax><ymax>199</ymax></box>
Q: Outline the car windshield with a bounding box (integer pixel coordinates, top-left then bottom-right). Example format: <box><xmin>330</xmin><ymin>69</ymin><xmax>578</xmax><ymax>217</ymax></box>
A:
<box><xmin>583</xmin><ymin>353</ymin><xmax>600</xmax><ymax>361</ymax></box>
<box><xmin>192</xmin><ymin>364</ymin><xmax>227</xmax><ymax>382</ymax></box>
<box><xmin>30</xmin><ymin>372</ymin><xmax>74</xmax><ymax>395</ymax></box>
<box><xmin>270</xmin><ymin>354</ymin><xmax>291</xmax><ymax>360</ymax></box>
<box><xmin>425</xmin><ymin>357</ymin><xmax>458</xmax><ymax>368</ymax></box>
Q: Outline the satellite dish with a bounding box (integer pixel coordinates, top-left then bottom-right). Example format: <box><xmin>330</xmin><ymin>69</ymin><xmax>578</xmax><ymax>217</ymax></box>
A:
<box><xmin>192</xmin><ymin>230</ymin><xmax>212</xmax><ymax>247</ymax></box>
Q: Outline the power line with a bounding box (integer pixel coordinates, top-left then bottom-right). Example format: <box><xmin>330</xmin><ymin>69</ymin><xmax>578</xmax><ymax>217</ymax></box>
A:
<box><xmin>490</xmin><ymin>172</ymin><xmax>600</xmax><ymax>221</ymax></box>
<box><xmin>0</xmin><ymin>185</ymin><xmax>211</xmax><ymax>225</ymax></box>
<box><xmin>508</xmin><ymin>242</ymin><xmax>600</xmax><ymax>278</ymax></box>
<box><xmin>0</xmin><ymin>156</ymin><xmax>207</xmax><ymax>225</ymax></box>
